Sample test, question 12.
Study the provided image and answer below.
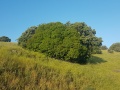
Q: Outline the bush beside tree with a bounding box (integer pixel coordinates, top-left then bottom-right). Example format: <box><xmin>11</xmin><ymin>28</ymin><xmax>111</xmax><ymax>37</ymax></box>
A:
<box><xmin>108</xmin><ymin>49</ymin><xmax>114</xmax><ymax>53</ymax></box>
<box><xmin>101</xmin><ymin>45</ymin><xmax>108</xmax><ymax>50</ymax></box>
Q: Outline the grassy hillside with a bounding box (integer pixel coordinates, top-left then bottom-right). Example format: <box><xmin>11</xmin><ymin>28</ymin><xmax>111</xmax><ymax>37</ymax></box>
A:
<box><xmin>0</xmin><ymin>42</ymin><xmax>120</xmax><ymax>90</ymax></box>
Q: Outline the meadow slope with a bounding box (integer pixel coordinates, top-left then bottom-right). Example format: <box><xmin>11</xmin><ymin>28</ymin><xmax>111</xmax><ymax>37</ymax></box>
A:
<box><xmin>0</xmin><ymin>42</ymin><xmax>120</xmax><ymax>90</ymax></box>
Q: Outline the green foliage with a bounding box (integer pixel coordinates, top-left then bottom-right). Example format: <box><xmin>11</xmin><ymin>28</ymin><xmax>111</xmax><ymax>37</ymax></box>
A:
<box><xmin>18</xmin><ymin>26</ymin><xmax>37</xmax><ymax>48</ymax></box>
<box><xmin>109</xmin><ymin>42</ymin><xmax>120</xmax><ymax>52</ymax></box>
<box><xmin>0</xmin><ymin>36</ymin><xmax>11</xmax><ymax>42</ymax></box>
<box><xmin>19</xmin><ymin>22</ymin><xmax>102</xmax><ymax>64</ymax></box>
<box><xmin>92</xmin><ymin>47</ymin><xmax>102</xmax><ymax>54</ymax></box>
<box><xmin>108</xmin><ymin>49</ymin><xmax>114</xmax><ymax>53</ymax></box>
<box><xmin>101</xmin><ymin>45</ymin><xmax>108</xmax><ymax>50</ymax></box>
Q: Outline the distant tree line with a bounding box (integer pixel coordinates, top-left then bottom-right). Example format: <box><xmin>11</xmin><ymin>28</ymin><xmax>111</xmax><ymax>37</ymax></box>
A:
<box><xmin>0</xmin><ymin>36</ymin><xmax>11</xmax><ymax>42</ymax></box>
<box><xmin>18</xmin><ymin>22</ymin><xmax>102</xmax><ymax>64</ymax></box>
<box><xmin>101</xmin><ymin>43</ymin><xmax>120</xmax><ymax>53</ymax></box>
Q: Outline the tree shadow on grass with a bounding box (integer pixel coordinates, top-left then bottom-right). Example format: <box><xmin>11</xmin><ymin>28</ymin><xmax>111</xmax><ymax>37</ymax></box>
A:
<box><xmin>69</xmin><ymin>56</ymin><xmax>107</xmax><ymax>65</ymax></box>
<box><xmin>87</xmin><ymin>56</ymin><xmax>107</xmax><ymax>64</ymax></box>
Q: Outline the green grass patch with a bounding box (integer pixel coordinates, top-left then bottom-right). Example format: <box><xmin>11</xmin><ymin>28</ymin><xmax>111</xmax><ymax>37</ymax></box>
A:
<box><xmin>0</xmin><ymin>42</ymin><xmax>120</xmax><ymax>90</ymax></box>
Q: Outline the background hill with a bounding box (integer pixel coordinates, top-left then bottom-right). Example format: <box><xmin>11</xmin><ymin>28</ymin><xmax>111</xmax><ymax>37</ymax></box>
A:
<box><xmin>0</xmin><ymin>42</ymin><xmax>120</xmax><ymax>90</ymax></box>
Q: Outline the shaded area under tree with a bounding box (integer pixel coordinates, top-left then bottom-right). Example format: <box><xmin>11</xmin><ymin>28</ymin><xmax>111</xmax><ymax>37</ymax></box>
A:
<box><xmin>88</xmin><ymin>56</ymin><xmax>107</xmax><ymax>64</ymax></box>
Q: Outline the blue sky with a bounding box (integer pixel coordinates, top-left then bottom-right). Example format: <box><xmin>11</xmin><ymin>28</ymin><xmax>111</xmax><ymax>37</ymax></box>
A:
<box><xmin>0</xmin><ymin>0</ymin><xmax>120</xmax><ymax>47</ymax></box>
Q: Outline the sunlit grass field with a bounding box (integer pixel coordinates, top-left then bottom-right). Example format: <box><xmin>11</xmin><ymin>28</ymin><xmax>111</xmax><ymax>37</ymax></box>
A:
<box><xmin>0</xmin><ymin>42</ymin><xmax>120</xmax><ymax>90</ymax></box>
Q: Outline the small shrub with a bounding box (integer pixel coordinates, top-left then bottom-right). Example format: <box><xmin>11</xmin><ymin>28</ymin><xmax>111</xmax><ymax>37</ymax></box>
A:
<box><xmin>108</xmin><ymin>49</ymin><xmax>114</xmax><ymax>53</ymax></box>
<box><xmin>101</xmin><ymin>45</ymin><xmax>108</xmax><ymax>50</ymax></box>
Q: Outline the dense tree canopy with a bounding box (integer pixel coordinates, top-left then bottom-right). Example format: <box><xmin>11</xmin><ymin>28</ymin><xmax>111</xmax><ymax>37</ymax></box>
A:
<box><xmin>18</xmin><ymin>26</ymin><xmax>37</xmax><ymax>48</ymax></box>
<box><xmin>109</xmin><ymin>42</ymin><xmax>120</xmax><ymax>52</ymax></box>
<box><xmin>18</xmin><ymin>22</ymin><xmax>102</xmax><ymax>63</ymax></box>
<box><xmin>0</xmin><ymin>36</ymin><xmax>11</xmax><ymax>42</ymax></box>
